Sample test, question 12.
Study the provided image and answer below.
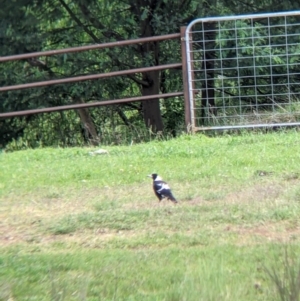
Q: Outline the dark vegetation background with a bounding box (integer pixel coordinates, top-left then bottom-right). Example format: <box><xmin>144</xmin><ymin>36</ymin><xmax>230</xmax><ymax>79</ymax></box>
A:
<box><xmin>0</xmin><ymin>0</ymin><xmax>298</xmax><ymax>149</ymax></box>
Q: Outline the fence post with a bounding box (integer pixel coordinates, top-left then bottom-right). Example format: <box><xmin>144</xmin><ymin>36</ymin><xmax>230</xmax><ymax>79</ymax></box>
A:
<box><xmin>181</xmin><ymin>26</ymin><xmax>196</xmax><ymax>132</ymax></box>
<box><xmin>180</xmin><ymin>26</ymin><xmax>191</xmax><ymax>131</ymax></box>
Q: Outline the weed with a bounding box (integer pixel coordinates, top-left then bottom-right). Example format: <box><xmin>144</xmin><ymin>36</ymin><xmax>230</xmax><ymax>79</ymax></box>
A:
<box><xmin>264</xmin><ymin>246</ymin><xmax>300</xmax><ymax>301</ymax></box>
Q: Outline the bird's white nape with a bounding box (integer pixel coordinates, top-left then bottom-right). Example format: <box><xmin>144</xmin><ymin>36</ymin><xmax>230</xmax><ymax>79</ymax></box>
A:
<box><xmin>154</xmin><ymin>175</ymin><xmax>163</xmax><ymax>181</ymax></box>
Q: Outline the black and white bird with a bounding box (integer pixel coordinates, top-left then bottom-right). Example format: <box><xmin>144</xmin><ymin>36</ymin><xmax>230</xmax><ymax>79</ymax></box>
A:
<box><xmin>148</xmin><ymin>173</ymin><xmax>177</xmax><ymax>203</ymax></box>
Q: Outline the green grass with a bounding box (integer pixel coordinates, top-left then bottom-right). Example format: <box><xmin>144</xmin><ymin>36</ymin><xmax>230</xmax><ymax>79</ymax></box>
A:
<box><xmin>1</xmin><ymin>130</ymin><xmax>300</xmax><ymax>300</ymax></box>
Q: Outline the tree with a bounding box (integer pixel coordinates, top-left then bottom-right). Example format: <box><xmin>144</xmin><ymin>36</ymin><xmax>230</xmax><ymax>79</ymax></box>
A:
<box><xmin>1</xmin><ymin>0</ymin><xmax>203</xmax><ymax>147</ymax></box>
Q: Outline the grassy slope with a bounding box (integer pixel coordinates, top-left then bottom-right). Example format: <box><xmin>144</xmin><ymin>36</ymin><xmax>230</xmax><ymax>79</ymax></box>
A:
<box><xmin>1</xmin><ymin>131</ymin><xmax>300</xmax><ymax>300</ymax></box>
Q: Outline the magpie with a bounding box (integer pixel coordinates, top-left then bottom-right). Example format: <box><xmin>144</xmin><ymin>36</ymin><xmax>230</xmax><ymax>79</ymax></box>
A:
<box><xmin>148</xmin><ymin>173</ymin><xmax>177</xmax><ymax>203</ymax></box>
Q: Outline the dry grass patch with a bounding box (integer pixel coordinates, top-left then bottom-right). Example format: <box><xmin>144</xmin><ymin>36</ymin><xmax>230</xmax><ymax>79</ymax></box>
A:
<box><xmin>225</xmin><ymin>181</ymin><xmax>289</xmax><ymax>204</ymax></box>
<box><xmin>1</xmin><ymin>177</ymin><xmax>300</xmax><ymax>249</ymax></box>
<box><xmin>225</xmin><ymin>221</ymin><xmax>300</xmax><ymax>245</ymax></box>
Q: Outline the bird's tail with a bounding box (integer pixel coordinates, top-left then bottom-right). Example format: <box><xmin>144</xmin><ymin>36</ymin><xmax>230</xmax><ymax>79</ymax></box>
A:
<box><xmin>168</xmin><ymin>194</ymin><xmax>177</xmax><ymax>203</ymax></box>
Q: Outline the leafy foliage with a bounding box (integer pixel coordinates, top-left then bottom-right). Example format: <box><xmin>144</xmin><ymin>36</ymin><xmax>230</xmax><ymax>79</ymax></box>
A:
<box><xmin>0</xmin><ymin>0</ymin><xmax>299</xmax><ymax>147</ymax></box>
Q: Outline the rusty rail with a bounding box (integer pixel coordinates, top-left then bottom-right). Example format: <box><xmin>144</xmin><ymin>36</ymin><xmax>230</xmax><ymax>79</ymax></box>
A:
<box><xmin>0</xmin><ymin>92</ymin><xmax>184</xmax><ymax>118</ymax></box>
<box><xmin>0</xmin><ymin>33</ymin><xmax>181</xmax><ymax>62</ymax></box>
<box><xmin>0</xmin><ymin>63</ymin><xmax>182</xmax><ymax>92</ymax></box>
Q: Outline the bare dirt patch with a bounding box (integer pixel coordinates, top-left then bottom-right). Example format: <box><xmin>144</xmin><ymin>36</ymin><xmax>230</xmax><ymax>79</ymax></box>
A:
<box><xmin>225</xmin><ymin>221</ymin><xmax>300</xmax><ymax>244</ymax></box>
<box><xmin>0</xmin><ymin>193</ymin><xmax>92</xmax><ymax>246</ymax></box>
<box><xmin>225</xmin><ymin>182</ymin><xmax>286</xmax><ymax>204</ymax></box>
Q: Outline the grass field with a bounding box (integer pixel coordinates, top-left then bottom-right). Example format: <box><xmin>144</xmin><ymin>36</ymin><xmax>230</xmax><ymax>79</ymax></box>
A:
<box><xmin>1</xmin><ymin>131</ymin><xmax>300</xmax><ymax>300</ymax></box>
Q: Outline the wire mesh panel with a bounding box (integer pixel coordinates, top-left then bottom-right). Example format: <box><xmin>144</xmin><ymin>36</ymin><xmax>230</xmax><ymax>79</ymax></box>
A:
<box><xmin>185</xmin><ymin>11</ymin><xmax>300</xmax><ymax>130</ymax></box>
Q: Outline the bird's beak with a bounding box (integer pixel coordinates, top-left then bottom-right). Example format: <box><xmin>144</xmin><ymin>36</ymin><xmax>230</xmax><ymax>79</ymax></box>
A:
<box><xmin>147</xmin><ymin>174</ymin><xmax>152</xmax><ymax>178</ymax></box>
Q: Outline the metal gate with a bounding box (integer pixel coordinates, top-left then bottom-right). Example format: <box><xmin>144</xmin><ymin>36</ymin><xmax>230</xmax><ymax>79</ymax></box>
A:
<box><xmin>185</xmin><ymin>11</ymin><xmax>300</xmax><ymax>131</ymax></box>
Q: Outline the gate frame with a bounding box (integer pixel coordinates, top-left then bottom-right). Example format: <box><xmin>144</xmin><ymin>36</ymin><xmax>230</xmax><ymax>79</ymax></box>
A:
<box><xmin>185</xmin><ymin>11</ymin><xmax>300</xmax><ymax>131</ymax></box>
